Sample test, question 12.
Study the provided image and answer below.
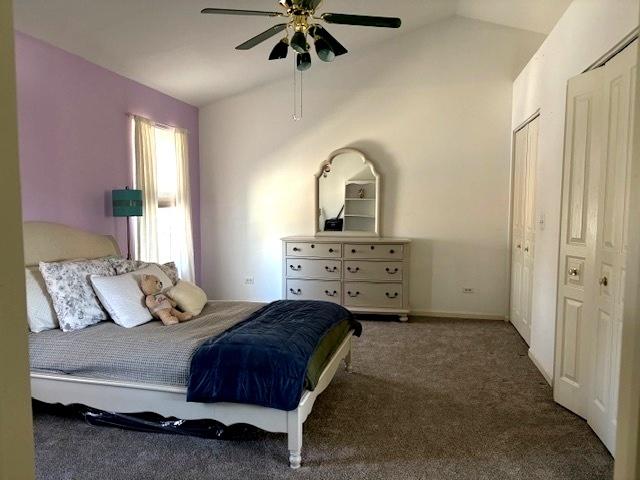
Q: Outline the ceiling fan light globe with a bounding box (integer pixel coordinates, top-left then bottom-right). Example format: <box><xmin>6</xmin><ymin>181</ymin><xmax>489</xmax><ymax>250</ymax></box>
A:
<box><xmin>296</xmin><ymin>52</ymin><xmax>312</xmax><ymax>71</ymax></box>
<box><xmin>269</xmin><ymin>38</ymin><xmax>289</xmax><ymax>60</ymax></box>
<box><xmin>290</xmin><ymin>31</ymin><xmax>309</xmax><ymax>54</ymax></box>
<box><xmin>315</xmin><ymin>38</ymin><xmax>335</xmax><ymax>62</ymax></box>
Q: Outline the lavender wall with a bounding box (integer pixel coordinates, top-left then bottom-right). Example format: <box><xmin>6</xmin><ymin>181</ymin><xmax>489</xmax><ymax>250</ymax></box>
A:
<box><xmin>14</xmin><ymin>32</ymin><xmax>201</xmax><ymax>281</ymax></box>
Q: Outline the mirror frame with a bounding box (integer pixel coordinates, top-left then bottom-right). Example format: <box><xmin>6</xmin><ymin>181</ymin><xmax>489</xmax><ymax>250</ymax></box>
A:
<box><xmin>314</xmin><ymin>148</ymin><xmax>381</xmax><ymax>237</ymax></box>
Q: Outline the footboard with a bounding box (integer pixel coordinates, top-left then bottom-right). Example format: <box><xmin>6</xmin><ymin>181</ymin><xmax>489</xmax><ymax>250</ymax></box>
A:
<box><xmin>31</xmin><ymin>333</ymin><xmax>354</xmax><ymax>468</ymax></box>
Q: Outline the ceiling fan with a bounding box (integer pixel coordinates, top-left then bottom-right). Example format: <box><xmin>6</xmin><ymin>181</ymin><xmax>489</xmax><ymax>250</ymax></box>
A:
<box><xmin>201</xmin><ymin>0</ymin><xmax>402</xmax><ymax>71</ymax></box>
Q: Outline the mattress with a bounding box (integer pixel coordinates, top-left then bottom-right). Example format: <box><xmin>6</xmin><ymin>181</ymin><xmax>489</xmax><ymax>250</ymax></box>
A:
<box><xmin>29</xmin><ymin>301</ymin><xmax>264</xmax><ymax>387</ymax></box>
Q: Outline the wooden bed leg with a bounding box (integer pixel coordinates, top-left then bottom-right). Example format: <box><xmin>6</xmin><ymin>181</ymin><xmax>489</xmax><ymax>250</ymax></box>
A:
<box><xmin>287</xmin><ymin>409</ymin><xmax>302</xmax><ymax>469</ymax></box>
<box><xmin>344</xmin><ymin>338</ymin><xmax>353</xmax><ymax>373</ymax></box>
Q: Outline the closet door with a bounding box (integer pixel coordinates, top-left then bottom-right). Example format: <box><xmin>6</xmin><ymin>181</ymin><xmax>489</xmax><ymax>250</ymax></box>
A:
<box><xmin>510</xmin><ymin>125</ymin><xmax>529</xmax><ymax>342</ymax></box>
<box><xmin>588</xmin><ymin>41</ymin><xmax>637</xmax><ymax>454</ymax></box>
<box><xmin>522</xmin><ymin>117</ymin><xmax>538</xmax><ymax>340</ymax></box>
<box><xmin>554</xmin><ymin>67</ymin><xmax>604</xmax><ymax>417</ymax></box>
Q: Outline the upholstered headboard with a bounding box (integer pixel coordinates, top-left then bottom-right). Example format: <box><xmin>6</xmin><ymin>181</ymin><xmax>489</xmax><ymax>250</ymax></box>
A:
<box><xmin>23</xmin><ymin>222</ymin><xmax>121</xmax><ymax>267</ymax></box>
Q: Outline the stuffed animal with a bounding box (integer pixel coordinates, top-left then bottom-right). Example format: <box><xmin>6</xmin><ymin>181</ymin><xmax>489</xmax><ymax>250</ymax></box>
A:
<box><xmin>140</xmin><ymin>274</ymin><xmax>192</xmax><ymax>326</ymax></box>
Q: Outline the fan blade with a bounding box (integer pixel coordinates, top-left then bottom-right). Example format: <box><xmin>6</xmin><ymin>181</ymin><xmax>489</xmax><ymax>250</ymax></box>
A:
<box><xmin>201</xmin><ymin>8</ymin><xmax>283</xmax><ymax>17</ymax></box>
<box><xmin>236</xmin><ymin>24</ymin><xmax>288</xmax><ymax>50</ymax></box>
<box><xmin>310</xmin><ymin>25</ymin><xmax>348</xmax><ymax>57</ymax></box>
<box><xmin>322</xmin><ymin>13</ymin><xmax>401</xmax><ymax>28</ymax></box>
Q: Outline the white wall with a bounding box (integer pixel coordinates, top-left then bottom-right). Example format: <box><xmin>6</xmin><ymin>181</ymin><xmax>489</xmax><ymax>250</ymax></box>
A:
<box><xmin>199</xmin><ymin>16</ymin><xmax>543</xmax><ymax>317</ymax></box>
<box><xmin>512</xmin><ymin>0</ymin><xmax>640</xmax><ymax>379</ymax></box>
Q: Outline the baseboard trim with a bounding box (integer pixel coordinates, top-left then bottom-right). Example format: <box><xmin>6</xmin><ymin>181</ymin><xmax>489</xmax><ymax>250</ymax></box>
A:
<box><xmin>410</xmin><ymin>310</ymin><xmax>505</xmax><ymax>321</ymax></box>
<box><xmin>528</xmin><ymin>349</ymin><xmax>553</xmax><ymax>386</ymax></box>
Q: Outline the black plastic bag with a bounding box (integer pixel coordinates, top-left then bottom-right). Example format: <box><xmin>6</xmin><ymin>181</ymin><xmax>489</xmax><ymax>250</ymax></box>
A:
<box><xmin>33</xmin><ymin>400</ymin><xmax>260</xmax><ymax>440</ymax></box>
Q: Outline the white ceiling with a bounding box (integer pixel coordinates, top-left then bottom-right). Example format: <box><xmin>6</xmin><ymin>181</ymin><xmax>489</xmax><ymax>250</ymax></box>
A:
<box><xmin>13</xmin><ymin>0</ymin><xmax>572</xmax><ymax>106</ymax></box>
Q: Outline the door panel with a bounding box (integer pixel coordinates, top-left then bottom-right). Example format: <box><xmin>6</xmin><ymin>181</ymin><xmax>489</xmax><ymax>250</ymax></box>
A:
<box><xmin>554</xmin><ymin>66</ymin><xmax>604</xmax><ymax>418</ymax></box>
<box><xmin>560</xmin><ymin>298</ymin><xmax>583</xmax><ymax>386</ymax></box>
<box><xmin>510</xmin><ymin>119</ymin><xmax>536</xmax><ymax>346</ymax></box>
<box><xmin>588</xmin><ymin>40</ymin><xmax>637</xmax><ymax>455</ymax></box>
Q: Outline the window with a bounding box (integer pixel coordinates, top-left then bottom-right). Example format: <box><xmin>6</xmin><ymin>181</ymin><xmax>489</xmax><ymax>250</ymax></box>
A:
<box><xmin>132</xmin><ymin>115</ymin><xmax>195</xmax><ymax>281</ymax></box>
<box><xmin>154</xmin><ymin>126</ymin><xmax>179</xmax><ymax>265</ymax></box>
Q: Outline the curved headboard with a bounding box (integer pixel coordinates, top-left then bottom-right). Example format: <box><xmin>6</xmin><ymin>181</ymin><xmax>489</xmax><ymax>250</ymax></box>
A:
<box><xmin>23</xmin><ymin>222</ymin><xmax>121</xmax><ymax>267</ymax></box>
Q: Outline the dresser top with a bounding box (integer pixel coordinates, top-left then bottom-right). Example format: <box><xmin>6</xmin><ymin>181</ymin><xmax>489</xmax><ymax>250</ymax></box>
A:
<box><xmin>282</xmin><ymin>236</ymin><xmax>411</xmax><ymax>243</ymax></box>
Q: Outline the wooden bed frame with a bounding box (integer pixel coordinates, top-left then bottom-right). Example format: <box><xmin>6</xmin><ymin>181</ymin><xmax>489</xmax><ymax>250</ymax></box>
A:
<box><xmin>25</xmin><ymin>222</ymin><xmax>355</xmax><ymax>468</ymax></box>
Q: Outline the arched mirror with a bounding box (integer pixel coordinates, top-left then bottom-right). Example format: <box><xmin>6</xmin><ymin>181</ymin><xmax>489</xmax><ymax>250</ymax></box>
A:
<box><xmin>315</xmin><ymin>148</ymin><xmax>381</xmax><ymax>236</ymax></box>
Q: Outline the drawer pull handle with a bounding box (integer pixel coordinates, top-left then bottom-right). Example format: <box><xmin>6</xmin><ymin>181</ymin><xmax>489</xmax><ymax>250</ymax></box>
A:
<box><xmin>347</xmin><ymin>291</ymin><xmax>360</xmax><ymax>298</ymax></box>
<box><xmin>328</xmin><ymin>248</ymin><xmax>335</xmax><ymax>253</ymax></box>
<box><xmin>325</xmin><ymin>290</ymin><xmax>338</xmax><ymax>297</ymax></box>
<box><xmin>524</xmin><ymin>246</ymin><xmax>530</xmax><ymax>253</ymax></box>
<box><xmin>517</xmin><ymin>244</ymin><xmax>522</xmax><ymax>249</ymax></box>
<box><xmin>370</xmin><ymin>246</ymin><xmax>375</xmax><ymax>250</ymax></box>
<box><xmin>289</xmin><ymin>265</ymin><xmax>302</xmax><ymax>271</ymax></box>
<box><xmin>389</xmin><ymin>249</ymin><xmax>396</xmax><ymax>254</ymax></box>
<box><xmin>289</xmin><ymin>288</ymin><xmax>302</xmax><ymax>295</ymax></box>
<box><xmin>325</xmin><ymin>266</ymin><xmax>338</xmax><ymax>273</ymax></box>
<box><xmin>385</xmin><ymin>292</ymin><xmax>399</xmax><ymax>299</ymax></box>
<box><xmin>311</xmin><ymin>244</ymin><xmax>315</xmax><ymax>248</ymax></box>
<box><xmin>385</xmin><ymin>267</ymin><xmax>399</xmax><ymax>275</ymax></box>
<box><xmin>568</xmin><ymin>268</ymin><xmax>579</xmax><ymax>277</ymax></box>
<box><xmin>351</xmin><ymin>249</ymin><xmax>357</xmax><ymax>254</ymax></box>
<box><xmin>293</xmin><ymin>247</ymin><xmax>301</xmax><ymax>252</ymax></box>
<box><xmin>599</xmin><ymin>276</ymin><xmax>609</xmax><ymax>287</ymax></box>
<box><xmin>347</xmin><ymin>266</ymin><xmax>360</xmax><ymax>273</ymax></box>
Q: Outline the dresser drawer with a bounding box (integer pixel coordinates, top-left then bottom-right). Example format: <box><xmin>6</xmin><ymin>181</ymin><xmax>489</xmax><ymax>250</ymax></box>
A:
<box><xmin>345</xmin><ymin>244</ymin><xmax>403</xmax><ymax>260</ymax></box>
<box><xmin>344</xmin><ymin>261</ymin><xmax>403</xmax><ymax>281</ymax></box>
<box><xmin>286</xmin><ymin>242</ymin><xmax>341</xmax><ymax>258</ymax></box>
<box><xmin>287</xmin><ymin>280</ymin><xmax>341</xmax><ymax>304</ymax></box>
<box><xmin>343</xmin><ymin>282</ymin><xmax>403</xmax><ymax>309</ymax></box>
<box><xmin>286</xmin><ymin>259</ymin><xmax>341</xmax><ymax>280</ymax></box>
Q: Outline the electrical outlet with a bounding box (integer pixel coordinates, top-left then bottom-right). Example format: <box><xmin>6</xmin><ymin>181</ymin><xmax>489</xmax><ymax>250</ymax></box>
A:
<box><xmin>244</xmin><ymin>277</ymin><xmax>254</xmax><ymax>286</ymax></box>
<box><xmin>462</xmin><ymin>287</ymin><xmax>474</xmax><ymax>294</ymax></box>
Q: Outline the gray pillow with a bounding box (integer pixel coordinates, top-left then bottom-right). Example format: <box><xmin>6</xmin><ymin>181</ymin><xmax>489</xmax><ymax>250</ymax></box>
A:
<box><xmin>108</xmin><ymin>257</ymin><xmax>179</xmax><ymax>285</ymax></box>
<box><xmin>39</xmin><ymin>257</ymin><xmax>115</xmax><ymax>332</ymax></box>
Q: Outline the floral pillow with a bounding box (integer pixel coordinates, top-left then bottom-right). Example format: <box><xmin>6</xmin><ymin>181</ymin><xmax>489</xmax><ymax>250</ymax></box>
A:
<box><xmin>39</xmin><ymin>257</ymin><xmax>115</xmax><ymax>332</ymax></box>
<box><xmin>108</xmin><ymin>257</ymin><xmax>179</xmax><ymax>285</ymax></box>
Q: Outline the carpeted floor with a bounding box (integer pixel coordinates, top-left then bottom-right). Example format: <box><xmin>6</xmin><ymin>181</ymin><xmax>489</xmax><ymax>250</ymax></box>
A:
<box><xmin>33</xmin><ymin>318</ymin><xmax>613</xmax><ymax>480</ymax></box>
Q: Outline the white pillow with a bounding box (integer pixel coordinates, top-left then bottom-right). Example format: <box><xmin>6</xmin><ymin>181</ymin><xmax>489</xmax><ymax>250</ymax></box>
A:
<box><xmin>25</xmin><ymin>267</ymin><xmax>58</xmax><ymax>332</ymax></box>
<box><xmin>167</xmin><ymin>281</ymin><xmax>207</xmax><ymax>316</ymax></box>
<box><xmin>91</xmin><ymin>264</ymin><xmax>173</xmax><ymax>328</ymax></box>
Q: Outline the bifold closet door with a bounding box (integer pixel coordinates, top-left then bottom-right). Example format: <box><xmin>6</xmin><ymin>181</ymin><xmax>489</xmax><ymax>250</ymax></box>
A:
<box><xmin>554</xmin><ymin>40</ymin><xmax>637</xmax><ymax>455</ymax></box>
<box><xmin>554</xmin><ymin>67</ymin><xmax>604</xmax><ymax>417</ymax></box>
<box><xmin>587</xmin><ymin>41</ymin><xmax>637</xmax><ymax>453</ymax></box>
<box><xmin>510</xmin><ymin>125</ymin><xmax>528</xmax><ymax>341</ymax></box>
<box><xmin>510</xmin><ymin>117</ymin><xmax>537</xmax><ymax>345</ymax></box>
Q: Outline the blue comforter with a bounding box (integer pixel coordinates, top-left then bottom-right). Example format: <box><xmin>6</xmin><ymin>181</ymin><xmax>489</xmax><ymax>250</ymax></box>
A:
<box><xmin>187</xmin><ymin>300</ymin><xmax>362</xmax><ymax>411</ymax></box>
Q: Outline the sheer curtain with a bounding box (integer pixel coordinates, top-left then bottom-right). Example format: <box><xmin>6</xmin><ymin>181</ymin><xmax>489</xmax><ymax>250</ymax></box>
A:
<box><xmin>174</xmin><ymin>128</ymin><xmax>195</xmax><ymax>282</ymax></box>
<box><xmin>133</xmin><ymin>116</ymin><xmax>159</xmax><ymax>263</ymax></box>
<box><xmin>132</xmin><ymin>115</ymin><xmax>195</xmax><ymax>281</ymax></box>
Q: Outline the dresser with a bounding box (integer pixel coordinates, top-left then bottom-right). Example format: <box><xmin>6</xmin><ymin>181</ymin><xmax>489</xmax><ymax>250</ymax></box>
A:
<box><xmin>282</xmin><ymin>236</ymin><xmax>411</xmax><ymax>321</ymax></box>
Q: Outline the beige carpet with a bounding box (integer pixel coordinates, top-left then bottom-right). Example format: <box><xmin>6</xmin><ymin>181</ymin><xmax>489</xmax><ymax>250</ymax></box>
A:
<box><xmin>33</xmin><ymin>317</ymin><xmax>613</xmax><ymax>479</ymax></box>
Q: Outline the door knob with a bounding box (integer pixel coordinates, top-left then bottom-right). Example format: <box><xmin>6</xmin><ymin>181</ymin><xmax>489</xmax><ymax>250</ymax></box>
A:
<box><xmin>517</xmin><ymin>244</ymin><xmax>522</xmax><ymax>249</ymax></box>
<box><xmin>524</xmin><ymin>246</ymin><xmax>530</xmax><ymax>252</ymax></box>
<box><xmin>568</xmin><ymin>268</ymin><xmax>579</xmax><ymax>277</ymax></box>
<box><xmin>599</xmin><ymin>276</ymin><xmax>608</xmax><ymax>287</ymax></box>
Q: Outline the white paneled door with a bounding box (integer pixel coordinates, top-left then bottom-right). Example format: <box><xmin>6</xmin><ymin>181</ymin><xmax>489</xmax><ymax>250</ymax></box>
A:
<box><xmin>510</xmin><ymin>116</ymin><xmax>538</xmax><ymax>345</ymax></box>
<box><xmin>554</xmin><ymin>40</ymin><xmax>637</xmax><ymax>455</ymax></box>
<box><xmin>588</xmin><ymin>41</ymin><xmax>637</xmax><ymax>453</ymax></box>
<box><xmin>554</xmin><ymin>66</ymin><xmax>604</xmax><ymax>417</ymax></box>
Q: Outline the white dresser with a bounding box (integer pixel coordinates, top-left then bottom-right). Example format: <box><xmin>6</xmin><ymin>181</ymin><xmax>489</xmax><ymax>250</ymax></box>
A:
<box><xmin>282</xmin><ymin>236</ymin><xmax>411</xmax><ymax>321</ymax></box>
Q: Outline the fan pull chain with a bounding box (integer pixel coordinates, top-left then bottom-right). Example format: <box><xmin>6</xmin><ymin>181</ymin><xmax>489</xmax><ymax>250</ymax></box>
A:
<box><xmin>293</xmin><ymin>56</ymin><xmax>303</xmax><ymax>121</ymax></box>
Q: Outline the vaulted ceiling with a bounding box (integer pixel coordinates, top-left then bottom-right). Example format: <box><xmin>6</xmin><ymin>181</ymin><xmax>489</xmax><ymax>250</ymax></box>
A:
<box><xmin>13</xmin><ymin>0</ymin><xmax>572</xmax><ymax>106</ymax></box>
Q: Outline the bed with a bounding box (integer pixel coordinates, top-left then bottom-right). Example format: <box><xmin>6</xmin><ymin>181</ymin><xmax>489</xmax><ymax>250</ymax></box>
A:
<box><xmin>25</xmin><ymin>222</ymin><xmax>357</xmax><ymax>469</ymax></box>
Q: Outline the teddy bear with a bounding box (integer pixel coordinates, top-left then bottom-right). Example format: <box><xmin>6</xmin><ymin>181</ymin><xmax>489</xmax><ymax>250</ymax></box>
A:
<box><xmin>140</xmin><ymin>274</ymin><xmax>192</xmax><ymax>326</ymax></box>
